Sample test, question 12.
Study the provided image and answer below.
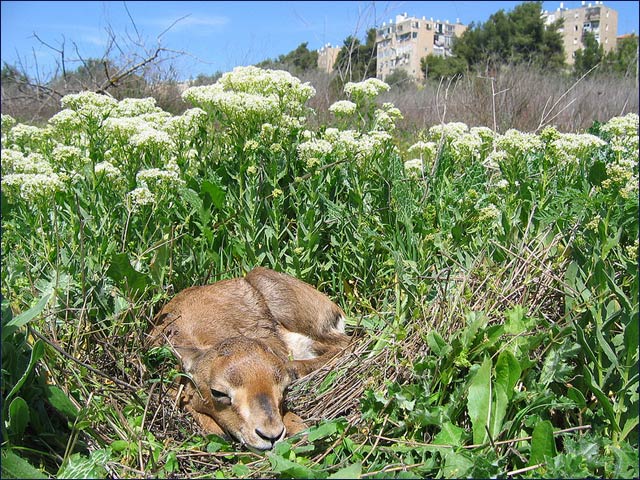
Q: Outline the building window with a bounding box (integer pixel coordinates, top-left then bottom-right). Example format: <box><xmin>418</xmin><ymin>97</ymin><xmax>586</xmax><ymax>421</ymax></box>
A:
<box><xmin>575</xmin><ymin>24</ymin><xmax>579</xmax><ymax>31</ymax></box>
<box><xmin>412</xmin><ymin>32</ymin><xmax>417</xmax><ymax>38</ymax></box>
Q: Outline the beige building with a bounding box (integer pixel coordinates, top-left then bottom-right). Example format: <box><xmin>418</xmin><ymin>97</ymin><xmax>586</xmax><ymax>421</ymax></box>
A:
<box><xmin>542</xmin><ymin>1</ymin><xmax>618</xmax><ymax>65</ymax></box>
<box><xmin>317</xmin><ymin>44</ymin><xmax>341</xmax><ymax>73</ymax></box>
<box><xmin>375</xmin><ymin>13</ymin><xmax>467</xmax><ymax>81</ymax></box>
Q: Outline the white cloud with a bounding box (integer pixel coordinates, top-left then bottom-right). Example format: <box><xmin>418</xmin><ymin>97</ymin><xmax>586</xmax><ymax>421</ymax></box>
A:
<box><xmin>141</xmin><ymin>14</ymin><xmax>230</xmax><ymax>33</ymax></box>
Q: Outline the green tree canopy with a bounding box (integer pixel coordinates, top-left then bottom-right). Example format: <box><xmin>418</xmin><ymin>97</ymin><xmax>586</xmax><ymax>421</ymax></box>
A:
<box><xmin>334</xmin><ymin>28</ymin><xmax>377</xmax><ymax>81</ymax></box>
<box><xmin>256</xmin><ymin>42</ymin><xmax>318</xmax><ymax>75</ymax></box>
<box><xmin>573</xmin><ymin>31</ymin><xmax>605</xmax><ymax>77</ymax></box>
<box><xmin>453</xmin><ymin>1</ymin><xmax>565</xmax><ymax>72</ymax></box>
<box><xmin>420</xmin><ymin>54</ymin><xmax>467</xmax><ymax>80</ymax></box>
<box><xmin>602</xmin><ymin>34</ymin><xmax>638</xmax><ymax>78</ymax></box>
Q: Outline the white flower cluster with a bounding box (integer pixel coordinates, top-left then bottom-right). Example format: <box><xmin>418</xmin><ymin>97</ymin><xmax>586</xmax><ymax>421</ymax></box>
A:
<box><xmin>130</xmin><ymin>127</ymin><xmax>174</xmax><ymax>150</ymax></box>
<box><xmin>373</xmin><ymin>104</ymin><xmax>402</xmax><ymax>132</ymax></box>
<box><xmin>344</xmin><ymin>78</ymin><xmax>390</xmax><ymax>103</ymax></box>
<box><xmin>470</xmin><ymin>126</ymin><xmax>495</xmax><ymax>143</ymax></box>
<box><xmin>404</xmin><ymin>158</ymin><xmax>424</xmax><ymax>178</ymax></box>
<box><xmin>126</xmin><ymin>186</ymin><xmax>155</xmax><ymax>211</ymax></box>
<box><xmin>2</xmin><ymin>172</ymin><xmax>65</xmax><ymax>202</ymax></box>
<box><xmin>5</xmin><ymin>151</ymin><xmax>54</xmax><ymax>175</ymax></box>
<box><xmin>297</xmin><ymin>138</ymin><xmax>333</xmax><ymax>165</ymax></box>
<box><xmin>429</xmin><ymin>122</ymin><xmax>469</xmax><ymax>141</ymax></box>
<box><xmin>452</xmin><ymin>132</ymin><xmax>483</xmax><ymax>158</ymax></box>
<box><xmin>217</xmin><ymin>66</ymin><xmax>316</xmax><ymax>106</ymax></box>
<box><xmin>408</xmin><ymin>141</ymin><xmax>437</xmax><ymax>160</ymax></box>
<box><xmin>183</xmin><ymin>84</ymin><xmax>280</xmax><ymax>122</ymax></box>
<box><xmin>10</xmin><ymin>124</ymin><xmax>50</xmax><ymax>146</ymax></box>
<box><xmin>496</xmin><ymin>129</ymin><xmax>543</xmax><ymax>155</ymax></box>
<box><xmin>135</xmin><ymin>168</ymin><xmax>185</xmax><ymax>191</ymax></box>
<box><xmin>478</xmin><ymin>204</ymin><xmax>501</xmax><ymax>222</ymax></box>
<box><xmin>1</xmin><ymin>114</ymin><xmax>16</xmax><ymax>138</ymax></box>
<box><xmin>183</xmin><ymin>67</ymin><xmax>315</xmax><ymax>126</ymax></box>
<box><xmin>551</xmin><ymin>133</ymin><xmax>606</xmax><ymax>166</ymax></box>
<box><xmin>49</xmin><ymin>109</ymin><xmax>84</xmax><ymax>133</ymax></box>
<box><xmin>483</xmin><ymin>150</ymin><xmax>508</xmax><ymax>170</ymax></box>
<box><xmin>329</xmin><ymin>100</ymin><xmax>357</xmax><ymax>116</ymax></box>
<box><xmin>167</xmin><ymin>108</ymin><xmax>207</xmax><ymax>136</ymax></box>
<box><xmin>601</xmin><ymin>113</ymin><xmax>639</xmax><ymax>138</ymax></box>
<box><xmin>60</xmin><ymin>91</ymin><xmax>118</xmax><ymax>122</ymax></box>
<box><xmin>52</xmin><ymin>144</ymin><xmax>87</xmax><ymax>169</ymax></box>
<box><xmin>113</xmin><ymin>97</ymin><xmax>159</xmax><ymax>117</ymax></box>
<box><xmin>95</xmin><ymin>161</ymin><xmax>124</xmax><ymax>183</ymax></box>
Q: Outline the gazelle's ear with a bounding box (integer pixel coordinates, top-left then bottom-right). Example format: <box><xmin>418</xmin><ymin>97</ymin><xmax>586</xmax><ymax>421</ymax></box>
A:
<box><xmin>173</xmin><ymin>346</ymin><xmax>203</xmax><ymax>373</ymax></box>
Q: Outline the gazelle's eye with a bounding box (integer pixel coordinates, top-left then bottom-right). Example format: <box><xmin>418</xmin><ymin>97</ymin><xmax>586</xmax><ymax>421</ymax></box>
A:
<box><xmin>210</xmin><ymin>389</ymin><xmax>231</xmax><ymax>405</ymax></box>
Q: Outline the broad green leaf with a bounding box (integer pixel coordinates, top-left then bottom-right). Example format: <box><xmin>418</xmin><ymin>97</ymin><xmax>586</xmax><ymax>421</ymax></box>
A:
<box><xmin>57</xmin><ymin>449</ymin><xmax>110</xmax><ymax>479</ymax></box>
<box><xmin>2</xmin><ymin>294</ymin><xmax>51</xmax><ymax>340</ymax></box>
<box><xmin>529</xmin><ymin>420</ymin><xmax>556</xmax><ymax>466</ymax></box>
<box><xmin>489</xmin><ymin>383</ymin><xmax>508</xmax><ymax>442</ymax></box>
<box><xmin>426</xmin><ymin>330</ymin><xmax>450</xmax><ymax>356</ymax></box>
<box><xmin>1</xmin><ymin>448</ymin><xmax>44</xmax><ymax>479</ymax></box>
<box><xmin>434</xmin><ymin>421</ymin><xmax>466</xmax><ymax>446</ymax></box>
<box><xmin>6</xmin><ymin>340</ymin><xmax>45</xmax><ymax>402</ymax></box>
<box><xmin>106</xmin><ymin>253</ymin><xmax>150</xmax><ymax>297</ymax></box>
<box><xmin>44</xmin><ymin>385</ymin><xmax>79</xmax><ymax>419</ymax></box>
<box><xmin>442</xmin><ymin>450</ymin><xmax>473</xmax><ymax>478</ymax></box>
<box><xmin>495</xmin><ymin>350</ymin><xmax>521</xmax><ymax>400</ymax></box>
<box><xmin>328</xmin><ymin>462</ymin><xmax>362</xmax><ymax>479</ymax></box>
<box><xmin>8</xmin><ymin>397</ymin><xmax>30</xmax><ymax>437</ymax></box>
<box><xmin>307</xmin><ymin>420</ymin><xmax>338</xmax><ymax>442</ymax></box>
<box><xmin>201</xmin><ymin>180</ymin><xmax>226</xmax><ymax>210</ymax></box>
<box><xmin>268</xmin><ymin>453</ymin><xmax>317</xmax><ymax>478</ymax></box>
<box><xmin>467</xmin><ymin>357</ymin><xmax>491</xmax><ymax>445</ymax></box>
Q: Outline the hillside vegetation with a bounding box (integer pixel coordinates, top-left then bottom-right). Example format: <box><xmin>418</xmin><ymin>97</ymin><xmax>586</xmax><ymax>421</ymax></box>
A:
<box><xmin>1</xmin><ymin>66</ymin><xmax>638</xmax><ymax>478</ymax></box>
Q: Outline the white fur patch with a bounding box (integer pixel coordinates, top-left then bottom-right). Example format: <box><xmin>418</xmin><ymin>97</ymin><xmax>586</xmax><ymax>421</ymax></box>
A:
<box><xmin>281</xmin><ymin>330</ymin><xmax>317</xmax><ymax>360</ymax></box>
<box><xmin>334</xmin><ymin>314</ymin><xmax>346</xmax><ymax>334</ymax></box>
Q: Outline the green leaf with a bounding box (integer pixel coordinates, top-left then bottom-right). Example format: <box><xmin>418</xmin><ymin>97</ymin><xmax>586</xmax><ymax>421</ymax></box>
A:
<box><xmin>495</xmin><ymin>350</ymin><xmax>521</xmax><ymax>400</ymax></box>
<box><xmin>44</xmin><ymin>385</ymin><xmax>78</xmax><ymax>419</ymax></box>
<box><xmin>434</xmin><ymin>422</ymin><xmax>466</xmax><ymax>446</ymax></box>
<box><xmin>201</xmin><ymin>180</ymin><xmax>226</xmax><ymax>210</ymax></box>
<box><xmin>489</xmin><ymin>383</ymin><xmax>508</xmax><ymax>442</ymax></box>
<box><xmin>328</xmin><ymin>462</ymin><xmax>362</xmax><ymax>479</ymax></box>
<box><xmin>2</xmin><ymin>294</ymin><xmax>51</xmax><ymax>341</ymax></box>
<box><xmin>6</xmin><ymin>340</ymin><xmax>45</xmax><ymax>402</ymax></box>
<box><xmin>231</xmin><ymin>464</ymin><xmax>251</xmax><ymax>477</ymax></box>
<box><xmin>307</xmin><ymin>420</ymin><xmax>338</xmax><ymax>442</ymax></box>
<box><xmin>57</xmin><ymin>449</ymin><xmax>111</xmax><ymax>479</ymax></box>
<box><xmin>467</xmin><ymin>357</ymin><xmax>491</xmax><ymax>445</ymax></box>
<box><xmin>106</xmin><ymin>253</ymin><xmax>150</xmax><ymax>297</ymax></box>
<box><xmin>442</xmin><ymin>450</ymin><xmax>473</xmax><ymax>478</ymax></box>
<box><xmin>529</xmin><ymin>420</ymin><xmax>556</xmax><ymax>466</ymax></box>
<box><xmin>8</xmin><ymin>397</ymin><xmax>30</xmax><ymax>437</ymax></box>
<box><xmin>268</xmin><ymin>453</ymin><xmax>317</xmax><ymax>478</ymax></box>
<box><xmin>567</xmin><ymin>387</ymin><xmax>587</xmax><ymax>408</ymax></box>
<box><xmin>426</xmin><ymin>330</ymin><xmax>450</xmax><ymax>356</ymax></box>
<box><xmin>1</xmin><ymin>448</ymin><xmax>45</xmax><ymax>479</ymax></box>
<box><xmin>582</xmin><ymin>366</ymin><xmax>619</xmax><ymax>432</ymax></box>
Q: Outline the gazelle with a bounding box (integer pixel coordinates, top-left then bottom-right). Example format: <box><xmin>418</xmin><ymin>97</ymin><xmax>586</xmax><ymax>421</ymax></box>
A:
<box><xmin>149</xmin><ymin>267</ymin><xmax>349</xmax><ymax>451</ymax></box>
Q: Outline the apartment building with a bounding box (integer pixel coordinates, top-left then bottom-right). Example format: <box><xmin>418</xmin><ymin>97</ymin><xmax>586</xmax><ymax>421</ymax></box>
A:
<box><xmin>375</xmin><ymin>13</ymin><xmax>467</xmax><ymax>81</ymax></box>
<box><xmin>542</xmin><ymin>1</ymin><xmax>618</xmax><ymax>65</ymax></box>
<box><xmin>317</xmin><ymin>44</ymin><xmax>341</xmax><ymax>73</ymax></box>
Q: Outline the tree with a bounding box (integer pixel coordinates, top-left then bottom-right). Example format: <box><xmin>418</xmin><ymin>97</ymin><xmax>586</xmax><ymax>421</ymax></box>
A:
<box><xmin>602</xmin><ymin>34</ymin><xmax>638</xmax><ymax>79</ymax></box>
<box><xmin>333</xmin><ymin>28</ymin><xmax>377</xmax><ymax>82</ymax></box>
<box><xmin>384</xmin><ymin>68</ymin><xmax>415</xmax><ymax>90</ymax></box>
<box><xmin>256</xmin><ymin>42</ymin><xmax>318</xmax><ymax>74</ymax></box>
<box><xmin>453</xmin><ymin>1</ymin><xmax>565</xmax><ymax>73</ymax></box>
<box><xmin>573</xmin><ymin>31</ymin><xmax>604</xmax><ymax>77</ymax></box>
<box><xmin>420</xmin><ymin>54</ymin><xmax>467</xmax><ymax>80</ymax></box>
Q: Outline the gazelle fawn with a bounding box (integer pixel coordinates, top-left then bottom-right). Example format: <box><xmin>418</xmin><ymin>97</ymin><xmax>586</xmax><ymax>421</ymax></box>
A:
<box><xmin>149</xmin><ymin>267</ymin><xmax>349</xmax><ymax>451</ymax></box>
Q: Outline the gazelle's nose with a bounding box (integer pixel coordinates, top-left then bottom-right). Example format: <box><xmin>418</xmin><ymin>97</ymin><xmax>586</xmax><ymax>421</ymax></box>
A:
<box><xmin>255</xmin><ymin>426</ymin><xmax>285</xmax><ymax>447</ymax></box>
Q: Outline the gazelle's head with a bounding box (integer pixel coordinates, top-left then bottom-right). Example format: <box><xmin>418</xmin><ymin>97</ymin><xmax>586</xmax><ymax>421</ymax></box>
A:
<box><xmin>177</xmin><ymin>337</ymin><xmax>293</xmax><ymax>450</ymax></box>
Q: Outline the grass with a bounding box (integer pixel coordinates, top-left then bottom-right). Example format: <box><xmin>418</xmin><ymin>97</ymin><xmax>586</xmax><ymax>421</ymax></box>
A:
<box><xmin>1</xmin><ymin>68</ymin><xmax>638</xmax><ymax>478</ymax></box>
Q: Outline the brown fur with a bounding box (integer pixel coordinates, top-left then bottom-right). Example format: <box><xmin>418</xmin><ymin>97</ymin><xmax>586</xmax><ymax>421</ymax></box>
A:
<box><xmin>148</xmin><ymin>267</ymin><xmax>349</xmax><ymax>450</ymax></box>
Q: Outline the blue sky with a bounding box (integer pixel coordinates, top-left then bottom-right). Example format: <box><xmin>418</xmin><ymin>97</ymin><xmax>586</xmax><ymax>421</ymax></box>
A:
<box><xmin>2</xmin><ymin>1</ymin><xmax>638</xmax><ymax>81</ymax></box>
